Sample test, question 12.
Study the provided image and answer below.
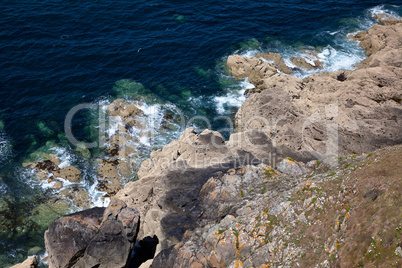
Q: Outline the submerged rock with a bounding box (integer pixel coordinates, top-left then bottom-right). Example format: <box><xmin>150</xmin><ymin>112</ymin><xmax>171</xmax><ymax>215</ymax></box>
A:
<box><xmin>44</xmin><ymin>199</ymin><xmax>140</xmax><ymax>268</ymax></box>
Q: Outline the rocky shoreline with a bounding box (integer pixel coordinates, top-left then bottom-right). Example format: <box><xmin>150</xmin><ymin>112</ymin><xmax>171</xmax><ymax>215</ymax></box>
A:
<box><xmin>11</xmin><ymin>16</ymin><xmax>402</xmax><ymax>268</ymax></box>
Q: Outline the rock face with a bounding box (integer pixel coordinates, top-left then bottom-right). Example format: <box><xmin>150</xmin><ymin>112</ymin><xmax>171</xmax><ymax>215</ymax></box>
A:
<box><xmin>44</xmin><ymin>199</ymin><xmax>140</xmax><ymax>268</ymax></box>
<box><xmin>110</xmin><ymin>18</ymin><xmax>401</xmax><ymax>267</ymax></box>
<box><xmin>150</xmin><ymin>145</ymin><xmax>402</xmax><ymax>268</ymax></box>
<box><xmin>229</xmin><ymin>21</ymin><xmax>402</xmax><ymax>158</ymax></box>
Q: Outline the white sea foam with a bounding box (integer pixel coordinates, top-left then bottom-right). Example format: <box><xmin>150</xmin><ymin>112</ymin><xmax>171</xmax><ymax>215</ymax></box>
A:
<box><xmin>214</xmin><ymin>78</ymin><xmax>254</xmax><ymax>114</ymax></box>
<box><xmin>0</xmin><ymin>134</ymin><xmax>12</xmax><ymax>164</ymax></box>
<box><xmin>369</xmin><ymin>5</ymin><xmax>400</xmax><ymax>18</ymax></box>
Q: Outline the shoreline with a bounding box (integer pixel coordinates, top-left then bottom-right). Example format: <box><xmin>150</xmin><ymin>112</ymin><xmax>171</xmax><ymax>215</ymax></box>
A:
<box><xmin>9</xmin><ymin>12</ymin><xmax>402</xmax><ymax>268</ymax></box>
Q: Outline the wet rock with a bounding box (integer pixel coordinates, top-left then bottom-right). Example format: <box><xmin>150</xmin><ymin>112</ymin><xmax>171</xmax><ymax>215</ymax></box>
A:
<box><xmin>9</xmin><ymin>256</ymin><xmax>38</xmax><ymax>268</ymax></box>
<box><xmin>234</xmin><ymin>22</ymin><xmax>402</xmax><ymax>158</ymax></box>
<box><xmin>256</xmin><ymin>52</ymin><xmax>292</xmax><ymax>74</ymax></box>
<box><xmin>290</xmin><ymin>56</ymin><xmax>320</xmax><ymax>70</ymax></box>
<box><xmin>97</xmin><ymin>159</ymin><xmax>123</xmax><ymax>197</ymax></box>
<box><xmin>49</xmin><ymin>154</ymin><xmax>61</xmax><ymax>166</ymax></box>
<box><xmin>107</xmin><ymin>99</ymin><xmax>144</xmax><ymax>128</ymax></box>
<box><xmin>53</xmin><ymin>181</ymin><xmax>63</xmax><ymax>190</ymax></box>
<box><xmin>373</xmin><ymin>14</ymin><xmax>401</xmax><ymax>25</ymax></box>
<box><xmin>59</xmin><ymin>187</ymin><xmax>92</xmax><ymax>209</ymax></box>
<box><xmin>45</xmin><ymin>200</ymin><xmax>140</xmax><ymax>268</ymax></box>
<box><xmin>54</xmin><ymin>166</ymin><xmax>81</xmax><ymax>183</ymax></box>
<box><xmin>27</xmin><ymin>246</ymin><xmax>42</xmax><ymax>256</ymax></box>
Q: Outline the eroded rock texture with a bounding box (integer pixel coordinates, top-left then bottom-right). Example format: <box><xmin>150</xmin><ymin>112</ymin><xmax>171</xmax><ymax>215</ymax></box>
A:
<box><xmin>44</xmin><ymin>199</ymin><xmax>140</xmax><ymax>268</ymax></box>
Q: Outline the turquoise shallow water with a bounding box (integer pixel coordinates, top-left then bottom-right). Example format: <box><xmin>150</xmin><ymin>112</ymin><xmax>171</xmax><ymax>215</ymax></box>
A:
<box><xmin>0</xmin><ymin>1</ymin><xmax>401</xmax><ymax>266</ymax></box>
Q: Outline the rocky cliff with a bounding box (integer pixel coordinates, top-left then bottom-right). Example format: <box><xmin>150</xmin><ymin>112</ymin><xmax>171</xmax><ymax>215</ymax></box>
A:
<box><xmin>40</xmin><ymin>18</ymin><xmax>402</xmax><ymax>268</ymax></box>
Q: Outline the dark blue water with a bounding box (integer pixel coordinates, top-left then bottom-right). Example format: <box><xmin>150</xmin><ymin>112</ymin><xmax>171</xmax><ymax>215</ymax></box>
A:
<box><xmin>0</xmin><ymin>0</ymin><xmax>401</xmax><ymax>266</ymax></box>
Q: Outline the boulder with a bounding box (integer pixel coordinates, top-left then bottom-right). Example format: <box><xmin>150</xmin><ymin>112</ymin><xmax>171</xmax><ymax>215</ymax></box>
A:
<box><xmin>44</xmin><ymin>200</ymin><xmax>140</xmax><ymax>268</ymax></box>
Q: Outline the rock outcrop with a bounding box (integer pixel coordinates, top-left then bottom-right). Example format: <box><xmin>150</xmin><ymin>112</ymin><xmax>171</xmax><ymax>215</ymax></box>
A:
<box><xmin>114</xmin><ymin>125</ymin><xmax>316</xmax><ymax>256</ymax></box>
<box><xmin>98</xmin><ymin>99</ymin><xmax>147</xmax><ymax>196</ymax></box>
<box><xmin>9</xmin><ymin>256</ymin><xmax>38</xmax><ymax>268</ymax></box>
<box><xmin>228</xmin><ymin>21</ymin><xmax>402</xmax><ymax>158</ymax></box>
<box><xmin>150</xmin><ymin>145</ymin><xmax>402</xmax><ymax>268</ymax></box>
<box><xmin>44</xmin><ymin>199</ymin><xmax>140</xmax><ymax>268</ymax></box>
<box><xmin>42</xmin><ymin>17</ymin><xmax>402</xmax><ymax>268</ymax></box>
<box><xmin>113</xmin><ymin>18</ymin><xmax>402</xmax><ymax>267</ymax></box>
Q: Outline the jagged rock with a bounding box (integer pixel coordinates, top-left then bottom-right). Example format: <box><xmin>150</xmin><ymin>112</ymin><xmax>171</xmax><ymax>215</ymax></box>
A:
<box><xmin>150</xmin><ymin>145</ymin><xmax>402</xmax><ymax>268</ymax></box>
<box><xmin>137</xmin><ymin>127</ymin><xmax>230</xmax><ymax>180</ymax></box>
<box><xmin>9</xmin><ymin>256</ymin><xmax>38</xmax><ymax>268</ymax></box>
<box><xmin>54</xmin><ymin>166</ymin><xmax>81</xmax><ymax>182</ymax></box>
<box><xmin>227</xmin><ymin>55</ymin><xmax>278</xmax><ymax>80</ymax></box>
<box><xmin>256</xmin><ymin>52</ymin><xmax>292</xmax><ymax>74</ymax></box>
<box><xmin>53</xmin><ymin>181</ymin><xmax>63</xmax><ymax>190</ymax></box>
<box><xmin>33</xmin><ymin>160</ymin><xmax>58</xmax><ymax>173</ymax></box>
<box><xmin>277</xmin><ymin>157</ymin><xmax>311</xmax><ymax>176</ymax></box>
<box><xmin>59</xmin><ymin>187</ymin><xmax>92</xmax><ymax>208</ymax></box>
<box><xmin>373</xmin><ymin>14</ymin><xmax>401</xmax><ymax>25</ymax></box>
<box><xmin>352</xmin><ymin>22</ymin><xmax>402</xmax><ymax>56</ymax></box>
<box><xmin>44</xmin><ymin>207</ymin><xmax>104</xmax><ymax>268</ymax></box>
<box><xmin>44</xmin><ymin>199</ymin><xmax>140</xmax><ymax>268</ymax></box>
<box><xmin>107</xmin><ymin>99</ymin><xmax>144</xmax><ymax>128</ymax></box>
<box><xmin>290</xmin><ymin>56</ymin><xmax>320</xmax><ymax>70</ymax></box>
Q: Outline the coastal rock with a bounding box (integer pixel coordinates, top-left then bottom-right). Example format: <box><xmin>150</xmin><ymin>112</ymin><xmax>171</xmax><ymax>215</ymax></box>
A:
<box><xmin>107</xmin><ymin>99</ymin><xmax>144</xmax><ymax>128</ymax></box>
<box><xmin>256</xmin><ymin>52</ymin><xmax>292</xmax><ymax>74</ymax></box>
<box><xmin>151</xmin><ymin>145</ymin><xmax>402</xmax><ymax>268</ymax></box>
<box><xmin>373</xmin><ymin>13</ymin><xmax>402</xmax><ymax>25</ymax></box>
<box><xmin>54</xmin><ymin>166</ymin><xmax>81</xmax><ymax>183</ymax></box>
<box><xmin>226</xmin><ymin>55</ymin><xmax>278</xmax><ymax>80</ymax></box>
<box><xmin>137</xmin><ymin>127</ymin><xmax>230</xmax><ymax>181</ymax></box>
<box><xmin>9</xmin><ymin>256</ymin><xmax>38</xmax><ymax>268</ymax></box>
<box><xmin>290</xmin><ymin>56</ymin><xmax>323</xmax><ymax>70</ymax></box>
<box><xmin>277</xmin><ymin>157</ymin><xmax>311</xmax><ymax>176</ymax></box>
<box><xmin>44</xmin><ymin>199</ymin><xmax>140</xmax><ymax>268</ymax></box>
<box><xmin>233</xmin><ymin>22</ymin><xmax>402</xmax><ymax>157</ymax></box>
<box><xmin>114</xmin><ymin>21</ymin><xmax>402</xmax><ymax>267</ymax></box>
<box><xmin>53</xmin><ymin>181</ymin><xmax>63</xmax><ymax>190</ymax></box>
